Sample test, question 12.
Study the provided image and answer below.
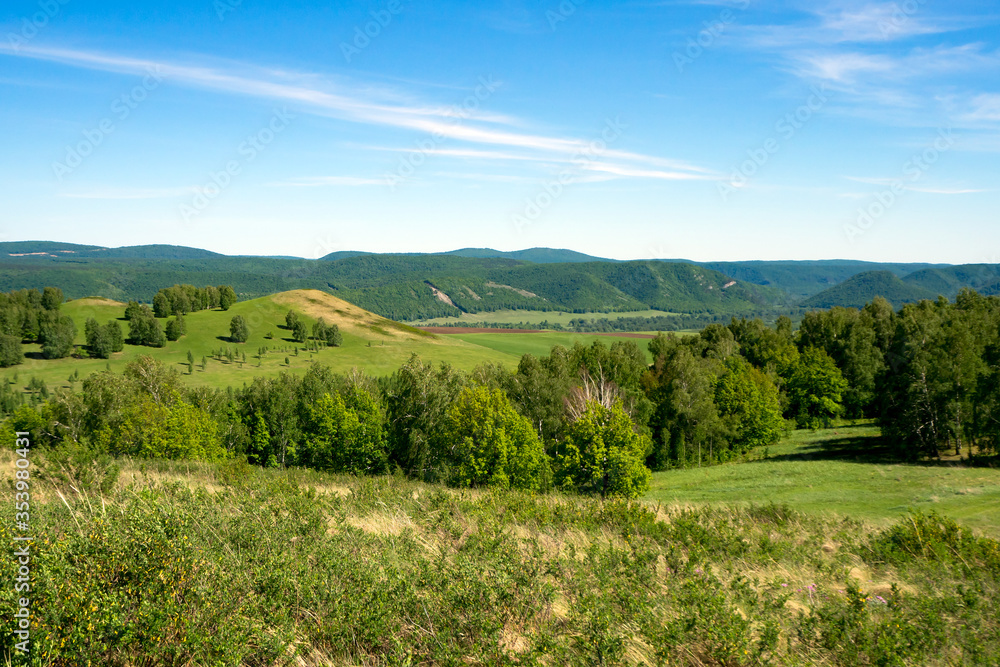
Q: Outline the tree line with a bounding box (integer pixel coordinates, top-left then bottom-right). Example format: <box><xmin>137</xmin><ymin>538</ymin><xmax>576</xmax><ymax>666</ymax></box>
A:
<box><xmin>0</xmin><ymin>287</ymin><xmax>73</xmax><ymax>366</ymax></box>
<box><xmin>3</xmin><ymin>289</ymin><xmax>997</xmax><ymax>501</ymax></box>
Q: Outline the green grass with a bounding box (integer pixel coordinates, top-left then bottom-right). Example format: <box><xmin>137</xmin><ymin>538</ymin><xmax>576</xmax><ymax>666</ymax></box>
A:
<box><xmin>443</xmin><ymin>331</ymin><xmax>656</xmax><ymax>363</ymax></box>
<box><xmin>0</xmin><ymin>294</ymin><xmax>523</xmax><ymax>392</ymax></box>
<box><xmin>407</xmin><ymin>308</ymin><xmax>678</xmax><ymax>327</ymax></box>
<box><xmin>646</xmin><ymin>424</ymin><xmax>1000</xmax><ymax>538</ymax></box>
<box><xmin>1</xmin><ymin>295</ymin><xmax>665</xmax><ymax>393</ymax></box>
<box><xmin>5</xmin><ymin>451</ymin><xmax>998</xmax><ymax>665</ymax></box>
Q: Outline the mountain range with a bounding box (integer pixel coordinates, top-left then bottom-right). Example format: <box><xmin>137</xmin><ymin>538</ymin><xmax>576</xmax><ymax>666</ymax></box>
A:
<box><xmin>0</xmin><ymin>241</ymin><xmax>993</xmax><ymax>321</ymax></box>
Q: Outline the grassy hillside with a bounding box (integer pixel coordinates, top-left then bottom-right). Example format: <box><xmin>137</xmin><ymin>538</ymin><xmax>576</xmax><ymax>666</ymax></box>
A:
<box><xmin>646</xmin><ymin>425</ymin><xmax>1000</xmax><ymax>538</ymax></box>
<box><xmin>799</xmin><ymin>270</ymin><xmax>938</xmax><ymax>309</ymax></box>
<box><xmin>1</xmin><ymin>291</ymin><xmax>663</xmax><ymax>393</ymax></box>
<box><xmin>1</xmin><ymin>291</ymin><xmax>525</xmax><ymax>391</ymax></box>
<box><xmin>4</xmin><ymin>448</ymin><xmax>998</xmax><ymax>665</ymax></box>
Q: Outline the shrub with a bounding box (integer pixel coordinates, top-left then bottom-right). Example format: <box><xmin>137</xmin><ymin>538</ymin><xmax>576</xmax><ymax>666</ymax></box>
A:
<box><xmin>556</xmin><ymin>400</ymin><xmax>651</xmax><ymax>498</ymax></box>
<box><xmin>443</xmin><ymin>386</ymin><xmax>550</xmax><ymax>491</ymax></box>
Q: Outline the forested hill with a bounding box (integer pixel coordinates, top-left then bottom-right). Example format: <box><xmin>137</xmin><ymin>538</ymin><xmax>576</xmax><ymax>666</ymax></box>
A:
<box><xmin>1</xmin><ymin>241</ymin><xmax>995</xmax><ymax>320</ymax></box>
<box><xmin>802</xmin><ymin>265</ymin><xmax>1000</xmax><ymax>309</ymax></box>
<box><xmin>0</xmin><ymin>243</ymin><xmax>784</xmax><ymax>320</ymax></box>
<box><xmin>800</xmin><ymin>271</ymin><xmax>938</xmax><ymax>309</ymax></box>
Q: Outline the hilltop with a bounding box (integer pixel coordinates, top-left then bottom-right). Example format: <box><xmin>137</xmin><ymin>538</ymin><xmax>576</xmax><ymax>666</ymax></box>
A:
<box><xmin>2</xmin><ymin>241</ymin><xmax>996</xmax><ymax>322</ymax></box>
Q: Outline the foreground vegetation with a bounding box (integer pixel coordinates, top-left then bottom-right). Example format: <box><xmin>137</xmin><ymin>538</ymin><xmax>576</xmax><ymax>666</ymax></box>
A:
<box><xmin>3</xmin><ymin>454</ymin><xmax>999</xmax><ymax>665</ymax></box>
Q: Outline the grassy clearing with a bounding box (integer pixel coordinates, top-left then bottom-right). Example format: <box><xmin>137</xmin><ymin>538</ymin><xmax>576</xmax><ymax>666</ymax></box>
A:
<box><xmin>407</xmin><ymin>309</ymin><xmax>678</xmax><ymax>327</ymax></box>
<box><xmin>443</xmin><ymin>332</ymin><xmax>656</xmax><ymax>363</ymax></box>
<box><xmin>0</xmin><ymin>291</ymin><xmax>526</xmax><ymax>392</ymax></box>
<box><xmin>2</xmin><ymin>449</ymin><xmax>998</xmax><ymax>665</ymax></box>
<box><xmin>646</xmin><ymin>424</ymin><xmax>1000</xmax><ymax>538</ymax></box>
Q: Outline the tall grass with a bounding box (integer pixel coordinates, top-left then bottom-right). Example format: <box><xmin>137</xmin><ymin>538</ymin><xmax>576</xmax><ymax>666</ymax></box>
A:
<box><xmin>2</xmin><ymin>454</ymin><xmax>998</xmax><ymax>665</ymax></box>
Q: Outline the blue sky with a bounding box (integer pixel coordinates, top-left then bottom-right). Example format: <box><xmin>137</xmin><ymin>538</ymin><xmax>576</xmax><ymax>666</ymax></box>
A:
<box><xmin>0</xmin><ymin>0</ymin><xmax>997</xmax><ymax>262</ymax></box>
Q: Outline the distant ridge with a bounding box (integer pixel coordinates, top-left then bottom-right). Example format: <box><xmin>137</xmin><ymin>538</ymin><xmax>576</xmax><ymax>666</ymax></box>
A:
<box><xmin>800</xmin><ymin>271</ymin><xmax>938</xmax><ymax>309</ymax></box>
<box><xmin>0</xmin><ymin>241</ymin><xmax>222</xmax><ymax>260</ymax></box>
<box><xmin>442</xmin><ymin>247</ymin><xmax>614</xmax><ymax>263</ymax></box>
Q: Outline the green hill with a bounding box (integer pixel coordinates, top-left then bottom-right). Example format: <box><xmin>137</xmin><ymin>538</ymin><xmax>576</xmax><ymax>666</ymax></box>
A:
<box><xmin>0</xmin><ymin>248</ymin><xmax>788</xmax><ymax>321</ymax></box>
<box><xmin>903</xmin><ymin>264</ymin><xmax>1000</xmax><ymax>298</ymax></box>
<box><xmin>800</xmin><ymin>270</ymin><xmax>937</xmax><ymax>309</ymax></box>
<box><xmin>0</xmin><ymin>291</ymin><xmax>523</xmax><ymax>390</ymax></box>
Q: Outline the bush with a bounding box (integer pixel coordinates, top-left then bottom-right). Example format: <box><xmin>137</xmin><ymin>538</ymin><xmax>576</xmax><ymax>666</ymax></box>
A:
<box><xmin>442</xmin><ymin>386</ymin><xmax>551</xmax><ymax>491</ymax></box>
<box><xmin>555</xmin><ymin>400</ymin><xmax>651</xmax><ymax>498</ymax></box>
<box><xmin>302</xmin><ymin>387</ymin><xmax>388</xmax><ymax>474</ymax></box>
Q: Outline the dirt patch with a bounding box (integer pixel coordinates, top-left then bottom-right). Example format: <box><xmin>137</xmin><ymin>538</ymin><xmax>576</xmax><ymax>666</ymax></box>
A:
<box><xmin>485</xmin><ymin>281</ymin><xmax>541</xmax><ymax>299</ymax></box>
<box><xmin>418</xmin><ymin>327</ymin><xmax>542</xmax><ymax>334</ymax></box>
<box><xmin>271</xmin><ymin>289</ymin><xmax>435</xmax><ymax>340</ymax></box>
<box><xmin>425</xmin><ymin>281</ymin><xmax>457</xmax><ymax>307</ymax></box>
<box><xmin>69</xmin><ymin>297</ymin><xmax>126</xmax><ymax>307</ymax></box>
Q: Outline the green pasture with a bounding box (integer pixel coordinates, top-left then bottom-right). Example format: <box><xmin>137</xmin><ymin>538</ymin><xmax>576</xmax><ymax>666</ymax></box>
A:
<box><xmin>646</xmin><ymin>424</ymin><xmax>1000</xmax><ymax>538</ymax></box>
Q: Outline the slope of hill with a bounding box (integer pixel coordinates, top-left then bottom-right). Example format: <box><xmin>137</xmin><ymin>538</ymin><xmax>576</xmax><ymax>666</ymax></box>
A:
<box><xmin>903</xmin><ymin>264</ymin><xmax>1000</xmax><ymax>298</ymax></box>
<box><xmin>1</xmin><ymin>291</ymin><xmax>527</xmax><ymax>390</ymax></box>
<box><xmin>800</xmin><ymin>271</ymin><xmax>938</xmax><ymax>309</ymax></box>
<box><xmin>692</xmin><ymin>260</ymin><xmax>948</xmax><ymax>300</ymax></box>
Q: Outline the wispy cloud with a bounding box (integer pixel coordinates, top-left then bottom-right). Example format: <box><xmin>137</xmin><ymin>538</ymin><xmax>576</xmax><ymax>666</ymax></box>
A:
<box><xmin>0</xmin><ymin>43</ymin><xmax>711</xmax><ymax>182</ymax></box>
<box><xmin>57</xmin><ymin>186</ymin><xmax>195</xmax><ymax>199</ymax></box>
<box><xmin>268</xmin><ymin>176</ymin><xmax>386</xmax><ymax>187</ymax></box>
<box><xmin>842</xmin><ymin>176</ymin><xmax>989</xmax><ymax>195</ymax></box>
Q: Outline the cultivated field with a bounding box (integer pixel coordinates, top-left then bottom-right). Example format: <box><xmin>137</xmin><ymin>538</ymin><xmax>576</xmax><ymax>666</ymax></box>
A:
<box><xmin>407</xmin><ymin>308</ymin><xmax>679</xmax><ymax>327</ymax></box>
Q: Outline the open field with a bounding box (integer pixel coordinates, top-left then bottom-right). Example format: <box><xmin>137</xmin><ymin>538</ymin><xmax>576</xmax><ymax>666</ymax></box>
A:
<box><xmin>406</xmin><ymin>308</ymin><xmax>679</xmax><ymax>327</ymax></box>
<box><xmin>646</xmin><ymin>424</ymin><xmax>1000</xmax><ymax>538</ymax></box>
<box><xmin>0</xmin><ymin>292</ymin><xmax>664</xmax><ymax>393</ymax></box>
<box><xmin>0</xmin><ymin>292</ymin><xmax>525</xmax><ymax>391</ymax></box>
<box><xmin>441</xmin><ymin>331</ymin><xmax>657</xmax><ymax>363</ymax></box>
<box><xmin>4</xmin><ymin>449</ymin><xmax>997</xmax><ymax>665</ymax></box>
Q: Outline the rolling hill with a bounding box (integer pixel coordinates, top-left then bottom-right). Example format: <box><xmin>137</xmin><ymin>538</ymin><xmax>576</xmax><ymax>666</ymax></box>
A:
<box><xmin>2</xmin><ymin>241</ymin><xmax>995</xmax><ymax>321</ymax></box>
<box><xmin>800</xmin><ymin>271</ymin><xmax>938</xmax><ymax>309</ymax></box>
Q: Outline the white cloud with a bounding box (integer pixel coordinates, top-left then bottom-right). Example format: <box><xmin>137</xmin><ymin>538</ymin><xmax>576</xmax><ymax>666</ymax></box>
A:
<box><xmin>268</xmin><ymin>176</ymin><xmax>386</xmax><ymax>187</ymax></box>
<box><xmin>0</xmin><ymin>43</ymin><xmax>711</xmax><ymax>183</ymax></box>
<box><xmin>57</xmin><ymin>186</ymin><xmax>195</xmax><ymax>199</ymax></box>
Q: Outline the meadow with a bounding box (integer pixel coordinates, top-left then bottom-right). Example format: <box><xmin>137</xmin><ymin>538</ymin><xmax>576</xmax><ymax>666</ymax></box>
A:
<box><xmin>0</xmin><ymin>291</ymin><xmax>659</xmax><ymax>392</ymax></box>
<box><xmin>3</xmin><ymin>434</ymin><xmax>998</xmax><ymax>666</ymax></box>
<box><xmin>646</xmin><ymin>424</ymin><xmax>1000</xmax><ymax>539</ymax></box>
